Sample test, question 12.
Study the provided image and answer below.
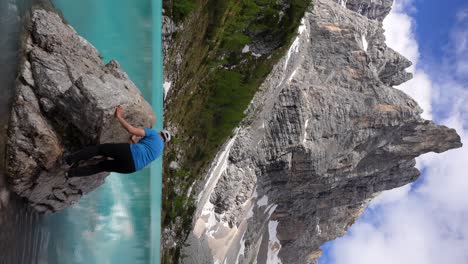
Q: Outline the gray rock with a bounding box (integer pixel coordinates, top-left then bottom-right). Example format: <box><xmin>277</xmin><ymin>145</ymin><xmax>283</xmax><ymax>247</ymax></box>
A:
<box><xmin>162</xmin><ymin>227</ymin><xmax>178</xmax><ymax>249</ymax></box>
<box><xmin>182</xmin><ymin>0</ymin><xmax>462</xmax><ymax>263</ymax></box>
<box><xmin>162</xmin><ymin>14</ymin><xmax>177</xmax><ymax>101</ymax></box>
<box><xmin>162</xmin><ymin>14</ymin><xmax>177</xmax><ymax>37</ymax></box>
<box><xmin>334</xmin><ymin>0</ymin><xmax>393</xmax><ymax>21</ymax></box>
<box><xmin>169</xmin><ymin>161</ymin><xmax>180</xmax><ymax>170</ymax></box>
<box><xmin>5</xmin><ymin>9</ymin><xmax>155</xmax><ymax>213</ymax></box>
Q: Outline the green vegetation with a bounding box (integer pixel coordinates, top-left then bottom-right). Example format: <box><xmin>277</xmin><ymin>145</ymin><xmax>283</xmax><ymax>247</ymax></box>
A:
<box><xmin>172</xmin><ymin>0</ymin><xmax>197</xmax><ymax>22</ymax></box>
<box><xmin>162</xmin><ymin>0</ymin><xmax>310</xmax><ymax>262</ymax></box>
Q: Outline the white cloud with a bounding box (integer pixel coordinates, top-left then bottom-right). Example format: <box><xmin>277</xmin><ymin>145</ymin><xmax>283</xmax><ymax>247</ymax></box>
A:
<box><xmin>320</xmin><ymin>2</ymin><xmax>468</xmax><ymax>264</ymax></box>
<box><xmin>418</xmin><ymin>118</ymin><xmax>468</xmax><ymax>211</ymax></box>
<box><xmin>452</xmin><ymin>8</ymin><xmax>468</xmax><ymax>79</ymax></box>
<box><xmin>397</xmin><ymin>71</ymin><xmax>433</xmax><ymax>119</ymax></box>
<box><xmin>383</xmin><ymin>9</ymin><xmax>418</xmax><ymax>66</ymax></box>
<box><xmin>382</xmin><ymin>0</ymin><xmax>432</xmax><ymax>120</ymax></box>
<box><xmin>324</xmin><ymin>125</ymin><xmax>468</xmax><ymax>264</ymax></box>
<box><xmin>369</xmin><ymin>184</ymin><xmax>411</xmax><ymax>208</ymax></box>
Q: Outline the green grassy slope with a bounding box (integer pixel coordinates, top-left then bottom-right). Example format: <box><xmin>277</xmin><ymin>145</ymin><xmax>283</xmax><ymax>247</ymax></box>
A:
<box><xmin>162</xmin><ymin>0</ymin><xmax>309</xmax><ymax>262</ymax></box>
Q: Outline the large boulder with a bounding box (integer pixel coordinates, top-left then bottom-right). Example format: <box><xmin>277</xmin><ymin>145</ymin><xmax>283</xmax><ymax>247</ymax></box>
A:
<box><xmin>5</xmin><ymin>9</ymin><xmax>155</xmax><ymax>213</ymax></box>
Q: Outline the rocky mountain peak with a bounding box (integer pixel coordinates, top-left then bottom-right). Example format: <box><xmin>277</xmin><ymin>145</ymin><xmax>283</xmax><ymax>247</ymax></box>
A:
<box><xmin>180</xmin><ymin>0</ymin><xmax>461</xmax><ymax>263</ymax></box>
<box><xmin>335</xmin><ymin>0</ymin><xmax>394</xmax><ymax>21</ymax></box>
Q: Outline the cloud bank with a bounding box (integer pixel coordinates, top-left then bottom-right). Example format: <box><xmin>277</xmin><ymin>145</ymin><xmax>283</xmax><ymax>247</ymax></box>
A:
<box><xmin>382</xmin><ymin>0</ymin><xmax>433</xmax><ymax>120</ymax></box>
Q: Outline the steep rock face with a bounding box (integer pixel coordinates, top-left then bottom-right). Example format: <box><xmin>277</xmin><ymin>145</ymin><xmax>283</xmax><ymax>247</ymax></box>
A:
<box><xmin>335</xmin><ymin>0</ymin><xmax>393</xmax><ymax>21</ymax></box>
<box><xmin>5</xmin><ymin>9</ymin><xmax>155</xmax><ymax>213</ymax></box>
<box><xmin>162</xmin><ymin>13</ymin><xmax>177</xmax><ymax>97</ymax></box>
<box><xmin>181</xmin><ymin>0</ymin><xmax>462</xmax><ymax>263</ymax></box>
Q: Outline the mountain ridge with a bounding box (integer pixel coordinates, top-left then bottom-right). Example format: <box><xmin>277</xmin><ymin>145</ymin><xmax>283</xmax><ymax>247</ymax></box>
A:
<box><xmin>172</xmin><ymin>0</ymin><xmax>462</xmax><ymax>263</ymax></box>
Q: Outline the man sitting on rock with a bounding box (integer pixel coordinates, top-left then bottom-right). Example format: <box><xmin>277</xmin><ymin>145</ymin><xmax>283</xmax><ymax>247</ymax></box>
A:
<box><xmin>64</xmin><ymin>106</ymin><xmax>170</xmax><ymax>177</ymax></box>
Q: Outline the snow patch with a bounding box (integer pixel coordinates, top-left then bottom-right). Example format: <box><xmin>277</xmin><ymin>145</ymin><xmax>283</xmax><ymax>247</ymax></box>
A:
<box><xmin>284</xmin><ymin>19</ymin><xmax>307</xmax><ymax>71</ymax></box>
<box><xmin>284</xmin><ymin>38</ymin><xmax>300</xmax><ymax>71</ymax></box>
<box><xmin>288</xmin><ymin>69</ymin><xmax>298</xmax><ymax>82</ymax></box>
<box><xmin>266</xmin><ymin>204</ymin><xmax>277</xmax><ymax>217</ymax></box>
<box><xmin>164</xmin><ymin>81</ymin><xmax>172</xmax><ymax>99</ymax></box>
<box><xmin>361</xmin><ymin>34</ymin><xmax>368</xmax><ymax>52</ymax></box>
<box><xmin>187</xmin><ymin>181</ymin><xmax>196</xmax><ymax>198</ymax></box>
<box><xmin>257</xmin><ymin>195</ymin><xmax>269</xmax><ymax>207</ymax></box>
<box><xmin>298</xmin><ymin>18</ymin><xmax>307</xmax><ymax>34</ymax></box>
<box><xmin>267</xmin><ymin>220</ymin><xmax>283</xmax><ymax>264</ymax></box>
<box><xmin>242</xmin><ymin>45</ymin><xmax>250</xmax><ymax>53</ymax></box>
<box><xmin>235</xmin><ymin>234</ymin><xmax>246</xmax><ymax>264</ymax></box>
<box><xmin>252</xmin><ymin>188</ymin><xmax>258</xmax><ymax>199</ymax></box>
<box><xmin>197</xmin><ymin>131</ymin><xmax>239</xmax><ymax>202</ymax></box>
<box><xmin>247</xmin><ymin>189</ymin><xmax>258</xmax><ymax>219</ymax></box>
<box><xmin>201</xmin><ymin>202</ymin><xmax>218</xmax><ymax>233</ymax></box>
<box><xmin>247</xmin><ymin>206</ymin><xmax>254</xmax><ymax>219</ymax></box>
<box><xmin>252</xmin><ymin>52</ymin><xmax>262</xmax><ymax>58</ymax></box>
<box><xmin>303</xmin><ymin>119</ymin><xmax>309</xmax><ymax>143</ymax></box>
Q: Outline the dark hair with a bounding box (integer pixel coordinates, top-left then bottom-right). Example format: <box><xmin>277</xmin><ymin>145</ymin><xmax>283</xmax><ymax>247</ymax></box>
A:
<box><xmin>160</xmin><ymin>132</ymin><xmax>167</xmax><ymax>142</ymax></box>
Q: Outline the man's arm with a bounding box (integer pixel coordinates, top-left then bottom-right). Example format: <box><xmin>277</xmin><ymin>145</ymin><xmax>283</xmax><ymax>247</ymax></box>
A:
<box><xmin>115</xmin><ymin>106</ymin><xmax>146</xmax><ymax>137</ymax></box>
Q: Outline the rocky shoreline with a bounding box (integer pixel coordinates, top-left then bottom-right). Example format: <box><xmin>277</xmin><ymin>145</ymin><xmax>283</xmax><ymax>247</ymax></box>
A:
<box><xmin>5</xmin><ymin>8</ymin><xmax>155</xmax><ymax>213</ymax></box>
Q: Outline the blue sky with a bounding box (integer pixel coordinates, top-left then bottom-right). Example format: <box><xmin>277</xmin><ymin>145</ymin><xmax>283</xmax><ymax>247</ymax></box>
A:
<box><xmin>413</xmin><ymin>0</ymin><xmax>468</xmax><ymax>63</ymax></box>
<box><xmin>319</xmin><ymin>1</ymin><xmax>468</xmax><ymax>263</ymax></box>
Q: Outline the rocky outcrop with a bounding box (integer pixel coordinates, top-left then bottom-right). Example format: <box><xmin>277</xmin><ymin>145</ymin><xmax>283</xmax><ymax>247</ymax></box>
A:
<box><xmin>162</xmin><ymin>13</ymin><xmax>177</xmax><ymax>100</ymax></box>
<box><xmin>335</xmin><ymin>0</ymin><xmax>393</xmax><ymax>21</ymax></box>
<box><xmin>162</xmin><ymin>13</ymin><xmax>176</xmax><ymax>73</ymax></box>
<box><xmin>181</xmin><ymin>0</ymin><xmax>462</xmax><ymax>263</ymax></box>
<box><xmin>5</xmin><ymin>9</ymin><xmax>155</xmax><ymax>213</ymax></box>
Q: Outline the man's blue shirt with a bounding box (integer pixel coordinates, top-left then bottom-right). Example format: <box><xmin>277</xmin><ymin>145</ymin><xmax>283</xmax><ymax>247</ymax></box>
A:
<box><xmin>130</xmin><ymin>128</ymin><xmax>164</xmax><ymax>171</ymax></box>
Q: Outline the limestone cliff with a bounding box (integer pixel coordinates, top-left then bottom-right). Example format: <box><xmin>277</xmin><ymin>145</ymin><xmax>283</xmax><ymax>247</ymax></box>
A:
<box><xmin>5</xmin><ymin>8</ymin><xmax>155</xmax><ymax>213</ymax></box>
<box><xmin>179</xmin><ymin>0</ymin><xmax>462</xmax><ymax>263</ymax></box>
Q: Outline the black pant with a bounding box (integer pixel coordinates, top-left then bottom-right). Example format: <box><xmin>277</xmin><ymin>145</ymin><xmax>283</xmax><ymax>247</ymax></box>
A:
<box><xmin>67</xmin><ymin>143</ymin><xmax>136</xmax><ymax>177</ymax></box>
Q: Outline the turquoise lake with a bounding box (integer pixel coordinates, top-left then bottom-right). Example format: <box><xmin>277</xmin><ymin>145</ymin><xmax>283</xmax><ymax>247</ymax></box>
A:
<box><xmin>39</xmin><ymin>0</ymin><xmax>164</xmax><ymax>263</ymax></box>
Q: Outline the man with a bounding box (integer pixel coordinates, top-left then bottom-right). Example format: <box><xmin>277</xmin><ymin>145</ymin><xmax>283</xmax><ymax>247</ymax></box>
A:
<box><xmin>64</xmin><ymin>105</ymin><xmax>170</xmax><ymax>177</ymax></box>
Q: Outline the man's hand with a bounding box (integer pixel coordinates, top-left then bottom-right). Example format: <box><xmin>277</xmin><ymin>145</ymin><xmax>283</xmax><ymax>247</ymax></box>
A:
<box><xmin>130</xmin><ymin>135</ymin><xmax>138</xmax><ymax>144</ymax></box>
<box><xmin>115</xmin><ymin>105</ymin><xmax>124</xmax><ymax>118</ymax></box>
<box><xmin>115</xmin><ymin>105</ymin><xmax>146</xmax><ymax>137</ymax></box>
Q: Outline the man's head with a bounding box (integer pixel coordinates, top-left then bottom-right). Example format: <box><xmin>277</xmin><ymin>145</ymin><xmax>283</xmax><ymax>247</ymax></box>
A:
<box><xmin>160</xmin><ymin>129</ymin><xmax>171</xmax><ymax>143</ymax></box>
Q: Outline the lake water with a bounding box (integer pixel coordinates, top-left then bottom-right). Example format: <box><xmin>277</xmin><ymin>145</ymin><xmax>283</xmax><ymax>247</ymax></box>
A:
<box><xmin>0</xmin><ymin>0</ymin><xmax>163</xmax><ymax>263</ymax></box>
